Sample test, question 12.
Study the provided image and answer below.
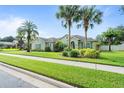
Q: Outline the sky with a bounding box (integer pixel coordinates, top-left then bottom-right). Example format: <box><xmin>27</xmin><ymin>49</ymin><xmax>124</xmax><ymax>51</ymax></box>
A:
<box><xmin>0</xmin><ymin>5</ymin><xmax>124</xmax><ymax>39</ymax></box>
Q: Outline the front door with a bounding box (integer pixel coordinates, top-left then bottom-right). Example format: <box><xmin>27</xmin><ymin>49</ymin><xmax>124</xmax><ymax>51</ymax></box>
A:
<box><xmin>71</xmin><ymin>41</ymin><xmax>75</xmax><ymax>49</ymax></box>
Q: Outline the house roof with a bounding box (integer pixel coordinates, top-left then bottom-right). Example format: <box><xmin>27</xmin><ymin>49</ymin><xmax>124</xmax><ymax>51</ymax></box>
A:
<box><xmin>0</xmin><ymin>41</ymin><xmax>15</xmax><ymax>45</ymax></box>
<box><xmin>46</xmin><ymin>38</ymin><xmax>58</xmax><ymax>42</ymax></box>
<box><xmin>39</xmin><ymin>37</ymin><xmax>58</xmax><ymax>42</ymax></box>
<box><xmin>38</xmin><ymin>34</ymin><xmax>95</xmax><ymax>42</ymax></box>
<box><xmin>60</xmin><ymin>34</ymin><xmax>95</xmax><ymax>41</ymax></box>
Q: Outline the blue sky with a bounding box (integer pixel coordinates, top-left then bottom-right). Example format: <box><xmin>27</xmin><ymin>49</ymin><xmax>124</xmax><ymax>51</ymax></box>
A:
<box><xmin>0</xmin><ymin>5</ymin><xmax>123</xmax><ymax>39</ymax></box>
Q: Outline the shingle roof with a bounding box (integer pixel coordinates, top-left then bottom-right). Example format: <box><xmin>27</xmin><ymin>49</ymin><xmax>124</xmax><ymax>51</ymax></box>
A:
<box><xmin>72</xmin><ymin>35</ymin><xmax>95</xmax><ymax>41</ymax></box>
<box><xmin>60</xmin><ymin>34</ymin><xmax>95</xmax><ymax>41</ymax></box>
<box><xmin>46</xmin><ymin>38</ymin><xmax>58</xmax><ymax>42</ymax></box>
<box><xmin>38</xmin><ymin>34</ymin><xmax>95</xmax><ymax>42</ymax></box>
<box><xmin>0</xmin><ymin>41</ymin><xmax>15</xmax><ymax>45</ymax></box>
<box><xmin>39</xmin><ymin>37</ymin><xmax>58</xmax><ymax>42</ymax></box>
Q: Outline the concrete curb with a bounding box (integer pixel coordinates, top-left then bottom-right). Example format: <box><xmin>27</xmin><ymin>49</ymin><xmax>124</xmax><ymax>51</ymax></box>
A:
<box><xmin>0</xmin><ymin>62</ymin><xmax>74</xmax><ymax>88</ymax></box>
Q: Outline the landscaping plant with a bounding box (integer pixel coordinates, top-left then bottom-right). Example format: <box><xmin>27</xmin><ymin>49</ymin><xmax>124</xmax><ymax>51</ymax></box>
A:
<box><xmin>54</xmin><ymin>41</ymin><xmax>66</xmax><ymax>52</ymax></box>
<box><xmin>45</xmin><ymin>47</ymin><xmax>51</xmax><ymax>52</ymax></box>
<box><xmin>62</xmin><ymin>51</ymin><xmax>69</xmax><ymax>57</ymax></box>
<box><xmin>69</xmin><ymin>49</ymin><xmax>80</xmax><ymax>57</ymax></box>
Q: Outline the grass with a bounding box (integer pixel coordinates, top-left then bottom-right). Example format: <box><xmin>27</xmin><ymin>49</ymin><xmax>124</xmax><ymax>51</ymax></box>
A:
<box><xmin>0</xmin><ymin>54</ymin><xmax>124</xmax><ymax>88</ymax></box>
<box><xmin>1</xmin><ymin>49</ymin><xmax>124</xmax><ymax>67</ymax></box>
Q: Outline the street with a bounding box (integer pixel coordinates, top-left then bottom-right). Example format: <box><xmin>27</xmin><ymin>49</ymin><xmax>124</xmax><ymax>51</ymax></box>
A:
<box><xmin>0</xmin><ymin>70</ymin><xmax>35</xmax><ymax>88</ymax></box>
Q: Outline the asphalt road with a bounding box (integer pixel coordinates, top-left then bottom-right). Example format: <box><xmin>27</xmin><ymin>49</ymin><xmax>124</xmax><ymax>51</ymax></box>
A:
<box><xmin>0</xmin><ymin>70</ymin><xmax>36</xmax><ymax>88</ymax></box>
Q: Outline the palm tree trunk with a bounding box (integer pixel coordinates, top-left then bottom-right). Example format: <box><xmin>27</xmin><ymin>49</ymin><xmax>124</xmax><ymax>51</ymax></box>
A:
<box><xmin>68</xmin><ymin>20</ymin><xmax>71</xmax><ymax>49</ymax></box>
<box><xmin>27</xmin><ymin>38</ymin><xmax>30</xmax><ymax>52</ymax></box>
<box><xmin>84</xmin><ymin>27</ymin><xmax>88</xmax><ymax>48</ymax></box>
<box><xmin>27</xmin><ymin>33</ymin><xmax>31</xmax><ymax>52</ymax></box>
<box><xmin>19</xmin><ymin>38</ymin><xmax>23</xmax><ymax>50</ymax></box>
<box><xmin>68</xmin><ymin>25</ymin><xmax>71</xmax><ymax>49</ymax></box>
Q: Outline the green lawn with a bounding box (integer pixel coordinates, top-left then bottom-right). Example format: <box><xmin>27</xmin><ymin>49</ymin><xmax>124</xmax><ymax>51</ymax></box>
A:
<box><xmin>0</xmin><ymin>54</ymin><xmax>124</xmax><ymax>88</ymax></box>
<box><xmin>1</xmin><ymin>49</ymin><xmax>124</xmax><ymax>67</ymax></box>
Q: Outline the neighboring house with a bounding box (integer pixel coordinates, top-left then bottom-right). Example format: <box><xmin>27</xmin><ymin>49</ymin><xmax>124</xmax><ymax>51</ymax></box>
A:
<box><xmin>100</xmin><ymin>41</ymin><xmax>124</xmax><ymax>51</ymax></box>
<box><xmin>31</xmin><ymin>34</ymin><xmax>95</xmax><ymax>51</ymax></box>
<box><xmin>0</xmin><ymin>41</ymin><xmax>17</xmax><ymax>48</ymax></box>
<box><xmin>32</xmin><ymin>37</ymin><xmax>58</xmax><ymax>51</ymax></box>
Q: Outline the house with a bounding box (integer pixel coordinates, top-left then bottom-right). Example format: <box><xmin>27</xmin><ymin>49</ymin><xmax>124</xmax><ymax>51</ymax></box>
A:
<box><xmin>31</xmin><ymin>34</ymin><xmax>95</xmax><ymax>51</ymax></box>
<box><xmin>31</xmin><ymin>37</ymin><xmax>58</xmax><ymax>51</ymax></box>
<box><xmin>60</xmin><ymin>34</ymin><xmax>95</xmax><ymax>49</ymax></box>
<box><xmin>0</xmin><ymin>41</ymin><xmax>17</xmax><ymax>48</ymax></box>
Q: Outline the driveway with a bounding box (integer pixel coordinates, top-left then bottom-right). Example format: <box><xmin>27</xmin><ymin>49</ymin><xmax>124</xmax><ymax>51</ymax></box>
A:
<box><xmin>0</xmin><ymin>53</ymin><xmax>124</xmax><ymax>74</ymax></box>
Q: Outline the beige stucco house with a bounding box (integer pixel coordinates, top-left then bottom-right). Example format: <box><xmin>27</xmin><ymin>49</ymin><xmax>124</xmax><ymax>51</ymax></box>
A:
<box><xmin>31</xmin><ymin>34</ymin><xmax>95</xmax><ymax>51</ymax></box>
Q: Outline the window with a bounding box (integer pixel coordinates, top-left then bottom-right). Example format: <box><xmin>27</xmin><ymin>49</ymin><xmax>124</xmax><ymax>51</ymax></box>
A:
<box><xmin>49</xmin><ymin>43</ymin><xmax>51</xmax><ymax>47</ymax></box>
<box><xmin>35</xmin><ymin>44</ymin><xmax>41</xmax><ymax>49</ymax></box>
<box><xmin>81</xmin><ymin>42</ymin><xmax>83</xmax><ymax>48</ymax></box>
<box><xmin>78</xmin><ymin>40</ymin><xmax>81</xmax><ymax>49</ymax></box>
<box><xmin>86</xmin><ymin>42</ymin><xmax>91</xmax><ymax>48</ymax></box>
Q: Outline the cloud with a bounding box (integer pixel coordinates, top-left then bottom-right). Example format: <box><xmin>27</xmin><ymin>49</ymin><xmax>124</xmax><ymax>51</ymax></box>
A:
<box><xmin>0</xmin><ymin>16</ymin><xmax>25</xmax><ymax>38</ymax></box>
<box><xmin>103</xmin><ymin>7</ymin><xmax>113</xmax><ymax>17</ymax></box>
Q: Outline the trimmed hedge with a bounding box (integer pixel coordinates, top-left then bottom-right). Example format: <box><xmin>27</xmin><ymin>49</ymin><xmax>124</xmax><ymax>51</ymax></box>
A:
<box><xmin>45</xmin><ymin>47</ymin><xmax>51</xmax><ymax>52</ymax></box>
<box><xmin>69</xmin><ymin>49</ymin><xmax>80</xmax><ymax>57</ymax></box>
<box><xmin>62</xmin><ymin>48</ymin><xmax>100</xmax><ymax>58</ymax></box>
<box><xmin>62</xmin><ymin>51</ymin><xmax>68</xmax><ymax>57</ymax></box>
<box><xmin>54</xmin><ymin>41</ymin><xmax>67</xmax><ymax>52</ymax></box>
<box><xmin>64</xmin><ymin>47</ymin><xmax>72</xmax><ymax>51</ymax></box>
<box><xmin>80</xmin><ymin>48</ymin><xmax>100</xmax><ymax>58</ymax></box>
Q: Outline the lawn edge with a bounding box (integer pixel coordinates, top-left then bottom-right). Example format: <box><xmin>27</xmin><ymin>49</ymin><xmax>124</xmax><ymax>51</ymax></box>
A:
<box><xmin>0</xmin><ymin>62</ymin><xmax>74</xmax><ymax>88</ymax></box>
<box><xmin>2</xmin><ymin>52</ymin><xmax>124</xmax><ymax>67</ymax></box>
<box><xmin>0</xmin><ymin>60</ymin><xmax>84</xmax><ymax>88</ymax></box>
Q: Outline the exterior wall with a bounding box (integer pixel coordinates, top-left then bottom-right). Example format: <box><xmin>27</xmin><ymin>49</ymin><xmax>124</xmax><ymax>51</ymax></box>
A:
<box><xmin>31</xmin><ymin>38</ymin><xmax>45</xmax><ymax>50</ymax></box>
<box><xmin>32</xmin><ymin>36</ymin><xmax>94</xmax><ymax>51</ymax></box>
<box><xmin>71</xmin><ymin>37</ymin><xmax>79</xmax><ymax>48</ymax></box>
<box><xmin>60</xmin><ymin>36</ymin><xmax>68</xmax><ymax>46</ymax></box>
<box><xmin>51</xmin><ymin>43</ymin><xmax>54</xmax><ymax>51</ymax></box>
<box><xmin>60</xmin><ymin>36</ymin><xmax>80</xmax><ymax>48</ymax></box>
<box><xmin>46</xmin><ymin>42</ymin><xmax>54</xmax><ymax>51</ymax></box>
<box><xmin>100</xmin><ymin>43</ymin><xmax>124</xmax><ymax>51</ymax></box>
<box><xmin>60</xmin><ymin>36</ymin><xmax>93</xmax><ymax>49</ymax></box>
<box><xmin>31</xmin><ymin>38</ymin><xmax>55</xmax><ymax>51</ymax></box>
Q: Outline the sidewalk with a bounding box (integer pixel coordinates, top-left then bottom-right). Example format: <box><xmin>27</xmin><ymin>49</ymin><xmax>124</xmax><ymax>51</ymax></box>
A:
<box><xmin>0</xmin><ymin>53</ymin><xmax>124</xmax><ymax>74</ymax></box>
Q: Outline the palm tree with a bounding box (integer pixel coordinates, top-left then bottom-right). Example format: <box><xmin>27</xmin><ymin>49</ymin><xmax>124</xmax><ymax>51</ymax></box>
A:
<box><xmin>16</xmin><ymin>28</ymin><xmax>25</xmax><ymax>50</ymax></box>
<box><xmin>56</xmin><ymin>5</ymin><xmax>80</xmax><ymax>49</ymax></box>
<box><xmin>17</xmin><ymin>21</ymin><xmax>39</xmax><ymax>52</ymax></box>
<box><xmin>75</xmin><ymin>6</ymin><xmax>103</xmax><ymax>48</ymax></box>
<box><xmin>119</xmin><ymin>5</ymin><xmax>124</xmax><ymax>13</ymax></box>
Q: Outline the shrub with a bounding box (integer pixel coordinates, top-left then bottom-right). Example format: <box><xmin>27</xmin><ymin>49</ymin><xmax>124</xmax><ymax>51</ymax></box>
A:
<box><xmin>94</xmin><ymin>42</ymin><xmax>101</xmax><ymax>50</ymax></box>
<box><xmin>80</xmin><ymin>49</ymin><xmax>87</xmax><ymax>56</ymax></box>
<box><xmin>32</xmin><ymin>49</ymin><xmax>44</xmax><ymax>52</ymax></box>
<box><xmin>54</xmin><ymin>41</ymin><xmax>66</xmax><ymax>52</ymax></box>
<box><xmin>69</xmin><ymin>49</ymin><xmax>80</xmax><ymax>57</ymax></box>
<box><xmin>62</xmin><ymin>51</ymin><xmax>68</xmax><ymax>57</ymax></box>
<box><xmin>64</xmin><ymin>47</ymin><xmax>72</xmax><ymax>51</ymax></box>
<box><xmin>80</xmin><ymin>48</ymin><xmax>100</xmax><ymax>58</ymax></box>
<box><xmin>45</xmin><ymin>47</ymin><xmax>51</xmax><ymax>52</ymax></box>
